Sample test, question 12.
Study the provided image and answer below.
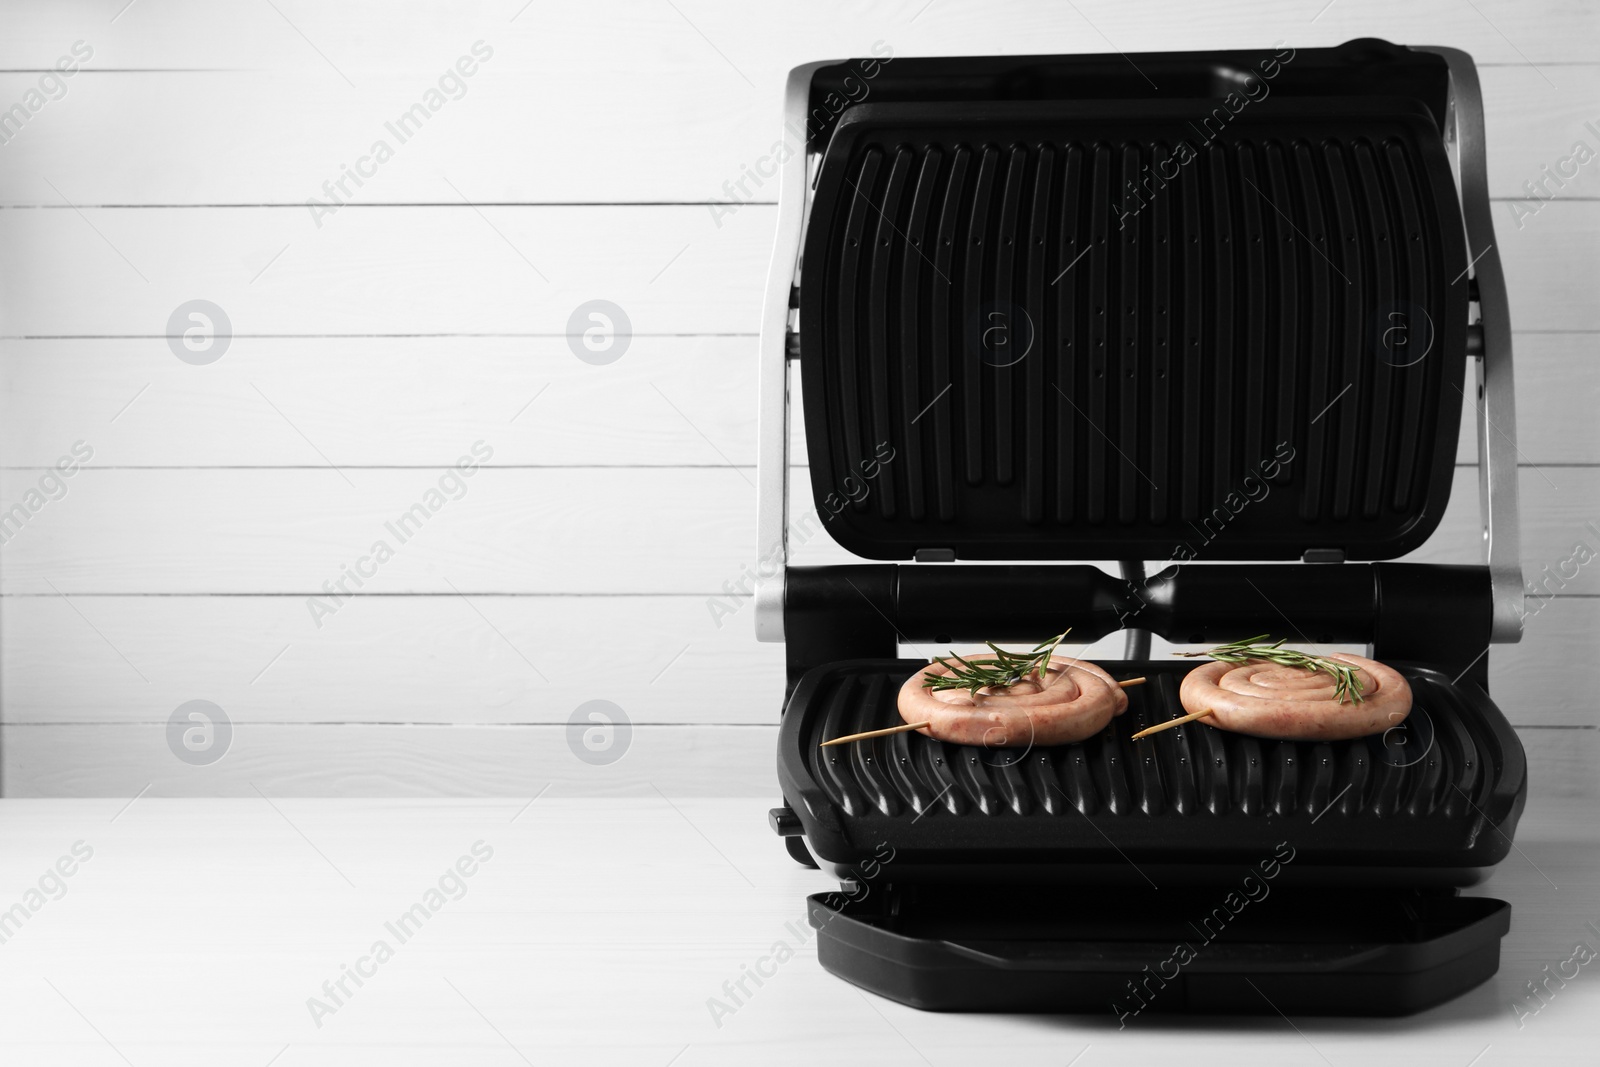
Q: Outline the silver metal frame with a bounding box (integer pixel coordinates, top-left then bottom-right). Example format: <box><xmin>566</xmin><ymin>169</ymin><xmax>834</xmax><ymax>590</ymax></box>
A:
<box><xmin>1418</xmin><ymin>46</ymin><xmax>1525</xmax><ymax>642</ymax></box>
<box><xmin>756</xmin><ymin>51</ymin><xmax>1526</xmax><ymax>644</ymax></box>
<box><xmin>756</xmin><ymin>63</ymin><xmax>838</xmax><ymax>642</ymax></box>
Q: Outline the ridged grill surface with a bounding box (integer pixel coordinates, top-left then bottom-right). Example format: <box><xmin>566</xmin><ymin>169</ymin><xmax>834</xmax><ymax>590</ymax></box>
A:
<box><xmin>793</xmin><ymin>661</ymin><xmax>1504</xmax><ymax>824</ymax></box>
<box><xmin>798</xmin><ymin>101</ymin><xmax>1469</xmax><ymax>559</ymax></box>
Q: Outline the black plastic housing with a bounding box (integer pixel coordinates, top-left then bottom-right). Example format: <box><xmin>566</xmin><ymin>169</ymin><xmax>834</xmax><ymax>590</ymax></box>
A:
<box><xmin>782</xmin><ymin>561</ymin><xmax>1496</xmax><ymax>690</ymax></box>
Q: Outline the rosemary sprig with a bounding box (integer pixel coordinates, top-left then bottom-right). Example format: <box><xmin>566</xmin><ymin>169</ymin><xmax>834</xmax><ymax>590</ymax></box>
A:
<box><xmin>1175</xmin><ymin>634</ymin><xmax>1365</xmax><ymax>704</ymax></box>
<box><xmin>922</xmin><ymin>630</ymin><xmax>1071</xmax><ymax>697</ymax></box>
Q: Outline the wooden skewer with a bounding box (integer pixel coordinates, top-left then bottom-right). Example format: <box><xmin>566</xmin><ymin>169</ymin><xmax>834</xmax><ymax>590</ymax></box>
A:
<box><xmin>1130</xmin><ymin>708</ymin><xmax>1214</xmax><ymax>740</ymax></box>
<box><xmin>820</xmin><ymin>677</ymin><xmax>1151</xmax><ymax>746</ymax></box>
<box><xmin>820</xmin><ymin>720</ymin><xmax>931</xmax><ymax>747</ymax></box>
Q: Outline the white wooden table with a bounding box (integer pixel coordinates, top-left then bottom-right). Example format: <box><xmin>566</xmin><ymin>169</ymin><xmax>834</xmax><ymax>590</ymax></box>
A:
<box><xmin>0</xmin><ymin>790</ymin><xmax>1593</xmax><ymax>1066</ymax></box>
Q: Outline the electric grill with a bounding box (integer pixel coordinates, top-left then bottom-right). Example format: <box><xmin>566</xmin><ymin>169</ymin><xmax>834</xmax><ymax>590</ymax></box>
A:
<box><xmin>756</xmin><ymin>40</ymin><xmax>1527</xmax><ymax>1016</ymax></box>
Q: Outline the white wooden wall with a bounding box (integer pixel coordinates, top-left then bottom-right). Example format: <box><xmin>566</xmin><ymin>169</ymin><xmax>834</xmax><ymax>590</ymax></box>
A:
<box><xmin>0</xmin><ymin>0</ymin><xmax>1595</xmax><ymax>796</ymax></box>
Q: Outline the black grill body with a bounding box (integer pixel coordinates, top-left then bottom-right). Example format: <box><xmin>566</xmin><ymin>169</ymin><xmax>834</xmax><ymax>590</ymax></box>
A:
<box><xmin>764</xmin><ymin>40</ymin><xmax>1526</xmax><ymax>1016</ymax></box>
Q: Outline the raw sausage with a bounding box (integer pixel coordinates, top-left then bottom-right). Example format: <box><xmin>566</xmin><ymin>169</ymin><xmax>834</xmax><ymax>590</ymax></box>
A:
<box><xmin>1178</xmin><ymin>653</ymin><xmax>1411</xmax><ymax>741</ymax></box>
<box><xmin>896</xmin><ymin>657</ymin><xmax>1128</xmax><ymax>747</ymax></box>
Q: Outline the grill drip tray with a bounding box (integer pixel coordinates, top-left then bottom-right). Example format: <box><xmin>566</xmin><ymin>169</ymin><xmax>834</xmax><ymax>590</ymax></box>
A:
<box><xmin>777</xmin><ymin>659</ymin><xmax>1527</xmax><ymax>880</ymax></box>
<box><xmin>808</xmin><ymin>882</ymin><xmax>1510</xmax><ymax>1015</ymax></box>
